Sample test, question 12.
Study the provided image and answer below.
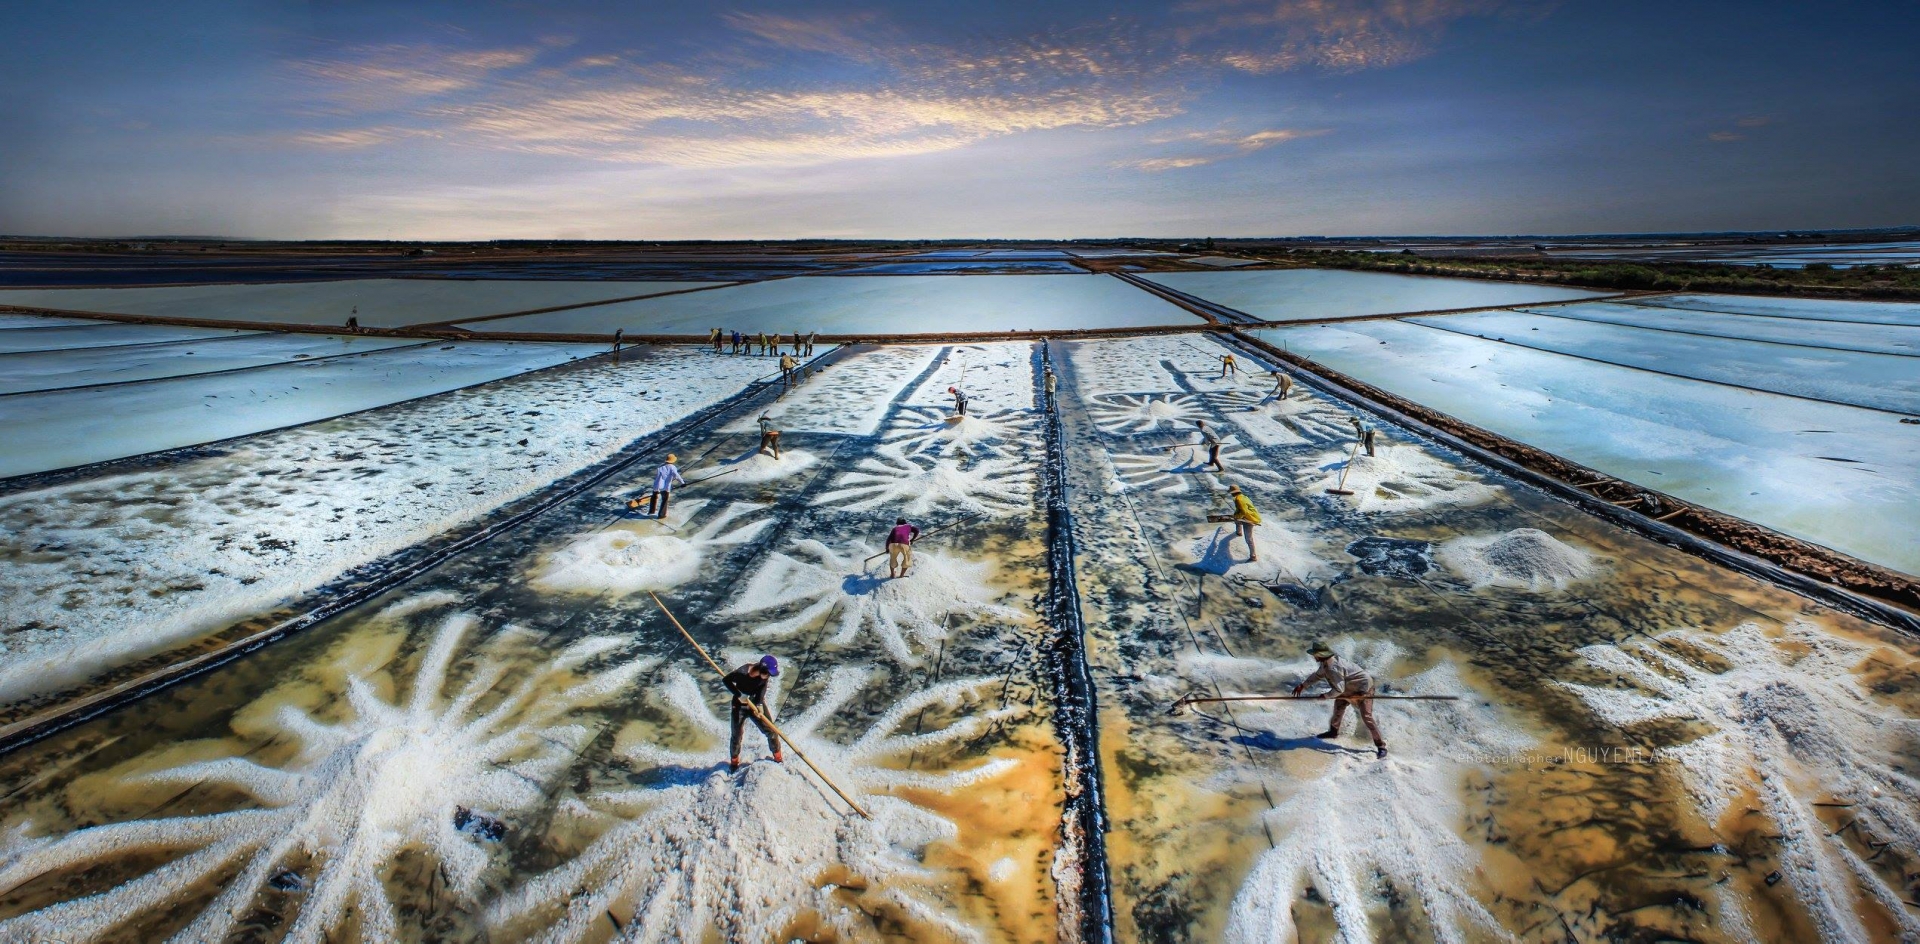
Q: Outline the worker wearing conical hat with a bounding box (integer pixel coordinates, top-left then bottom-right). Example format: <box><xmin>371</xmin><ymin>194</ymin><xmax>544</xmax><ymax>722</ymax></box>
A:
<box><xmin>1293</xmin><ymin>642</ymin><xmax>1387</xmax><ymax>759</ymax></box>
<box><xmin>1228</xmin><ymin>485</ymin><xmax>1260</xmax><ymax>562</ymax></box>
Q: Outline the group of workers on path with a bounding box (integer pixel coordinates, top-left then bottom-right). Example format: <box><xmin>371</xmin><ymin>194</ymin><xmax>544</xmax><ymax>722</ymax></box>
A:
<box><xmin>713</xmin><ymin>328</ymin><xmax>817</xmax><ymax>357</ymax></box>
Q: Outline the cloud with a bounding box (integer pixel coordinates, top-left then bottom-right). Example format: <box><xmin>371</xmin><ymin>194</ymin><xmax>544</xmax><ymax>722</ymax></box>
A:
<box><xmin>1178</xmin><ymin>0</ymin><xmax>1531</xmax><ymax>73</ymax></box>
<box><xmin>1124</xmin><ymin>126</ymin><xmax>1330</xmax><ymax>171</ymax></box>
<box><xmin>272</xmin><ymin>5</ymin><xmax>1488</xmax><ymax>171</ymax></box>
<box><xmin>1707</xmin><ymin>131</ymin><xmax>1742</xmax><ymax>142</ymax></box>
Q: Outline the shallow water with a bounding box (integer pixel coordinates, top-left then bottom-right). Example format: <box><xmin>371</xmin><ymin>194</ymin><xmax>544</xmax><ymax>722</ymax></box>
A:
<box><xmin>463</xmin><ymin>275</ymin><xmax>1204</xmax><ymax>335</ymax></box>
<box><xmin>0</xmin><ymin>332</ymin><xmax>421</xmax><ymax>395</ymax></box>
<box><xmin>1053</xmin><ymin>333</ymin><xmax>1920</xmax><ymax>942</ymax></box>
<box><xmin>1142</xmin><ymin>269</ymin><xmax>1606</xmax><ymax>322</ymax></box>
<box><xmin>1532</xmin><ymin>301</ymin><xmax>1920</xmax><ymax>356</ymax></box>
<box><xmin>0</xmin><ymin>279</ymin><xmax>713</xmax><ymax>329</ymax></box>
<box><xmin>0</xmin><ymin>342</ymin><xmax>1064</xmax><ymax>942</ymax></box>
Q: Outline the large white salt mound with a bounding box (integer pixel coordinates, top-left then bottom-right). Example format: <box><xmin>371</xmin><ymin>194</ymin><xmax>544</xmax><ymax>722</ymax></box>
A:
<box><xmin>532</xmin><ymin>501</ymin><xmax>772</xmax><ymax>597</ymax></box>
<box><xmin>1437</xmin><ymin>527</ymin><xmax>1596</xmax><ymax>591</ymax></box>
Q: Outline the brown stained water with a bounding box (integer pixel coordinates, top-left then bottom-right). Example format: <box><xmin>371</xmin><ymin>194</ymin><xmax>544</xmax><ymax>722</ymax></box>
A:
<box><xmin>0</xmin><ymin>343</ymin><xmax>1062</xmax><ymax>943</ymax></box>
<box><xmin>1055</xmin><ymin>335</ymin><xmax>1920</xmax><ymax>943</ymax></box>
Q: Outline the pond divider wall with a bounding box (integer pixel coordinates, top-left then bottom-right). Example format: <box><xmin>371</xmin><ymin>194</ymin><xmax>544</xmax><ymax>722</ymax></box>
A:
<box><xmin>1220</xmin><ymin>328</ymin><xmax>1920</xmax><ymax>634</ymax></box>
<box><xmin>0</xmin><ymin>343</ymin><xmax>855</xmax><ymax>756</ymax></box>
<box><xmin>1038</xmin><ymin>340</ymin><xmax>1117</xmax><ymax>943</ymax></box>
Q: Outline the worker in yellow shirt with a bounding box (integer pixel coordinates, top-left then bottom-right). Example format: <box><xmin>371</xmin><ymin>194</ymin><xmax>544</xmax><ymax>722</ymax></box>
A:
<box><xmin>1229</xmin><ymin>484</ymin><xmax>1260</xmax><ymax>562</ymax></box>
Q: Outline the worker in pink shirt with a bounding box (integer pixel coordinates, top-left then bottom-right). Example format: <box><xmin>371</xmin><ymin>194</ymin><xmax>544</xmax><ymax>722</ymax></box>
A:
<box><xmin>885</xmin><ymin>517</ymin><xmax>920</xmax><ymax>578</ymax></box>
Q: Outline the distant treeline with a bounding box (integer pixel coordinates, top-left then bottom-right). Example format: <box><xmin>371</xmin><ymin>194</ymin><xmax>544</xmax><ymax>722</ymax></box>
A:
<box><xmin>1262</xmin><ymin>250</ymin><xmax>1920</xmax><ymax>301</ymax></box>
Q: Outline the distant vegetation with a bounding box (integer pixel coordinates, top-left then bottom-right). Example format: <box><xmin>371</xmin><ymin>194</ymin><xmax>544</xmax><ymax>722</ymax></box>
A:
<box><xmin>1253</xmin><ymin>250</ymin><xmax>1920</xmax><ymax>301</ymax></box>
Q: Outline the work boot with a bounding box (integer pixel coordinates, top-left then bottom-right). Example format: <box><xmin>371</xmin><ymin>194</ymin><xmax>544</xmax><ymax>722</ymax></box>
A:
<box><xmin>1314</xmin><ymin>729</ymin><xmax>1338</xmax><ymax>740</ymax></box>
<box><xmin>1376</xmin><ymin>745</ymin><xmax>1388</xmax><ymax>760</ymax></box>
<box><xmin>772</xmin><ymin>751</ymin><xmax>785</xmax><ymax>764</ymax></box>
<box><xmin>729</xmin><ymin>756</ymin><xmax>742</xmax><ymax>772</ymax></box>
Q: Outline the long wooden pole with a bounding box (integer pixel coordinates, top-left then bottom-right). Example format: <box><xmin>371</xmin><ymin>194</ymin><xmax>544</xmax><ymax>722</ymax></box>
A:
<box><xmin>647</xmin><ymin>591</ymin><xmax>872</xmax><ymax>819</ymax></box>
<box><xmin>1171</xmin><ymin>692</ymin><xmax>1460</xmax><ymax>714</ymax></box>
<box><xmin>861</xmin><ymin>512</ymin><xmax>984</xmax><ymax>564</ymax></box>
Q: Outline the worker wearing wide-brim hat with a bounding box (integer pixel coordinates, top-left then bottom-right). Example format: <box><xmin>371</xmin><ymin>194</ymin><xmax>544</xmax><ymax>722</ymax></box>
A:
<box><xmin>1293</xmin><ymin>642</ymin><xmax>1387</xmax><ymax>759</ymax></box>
<box><xmin>1228</xmin><ymin>484</ymin><xmax>1260</xmax><ymax>562</ymax></box>
<box><xmin>647</xmin><ymin>453</ymin><xmax>686</xmax><ymax>519</ymax></box>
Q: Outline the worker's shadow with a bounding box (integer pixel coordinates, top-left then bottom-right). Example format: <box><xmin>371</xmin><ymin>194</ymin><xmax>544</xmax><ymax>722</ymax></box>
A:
<box><xmin>1179</xmin><ymin>528</ymin><xmax>1240</xmax><ymax>577</ymax></box>
<box><xmin>842</xmin><ymin>570</ymin><xmax>888</xmax><ymax>597</ymax></box>
<box><xmin>1232</xmin><ymin>730</ymin><xmax>1371</xmax><ymax>757</ymax></box>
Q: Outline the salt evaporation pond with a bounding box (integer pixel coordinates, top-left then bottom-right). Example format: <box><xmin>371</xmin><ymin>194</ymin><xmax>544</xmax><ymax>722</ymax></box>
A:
<box><xmin>0</xmin><ymin>342</ymin><xmax>1066</xmax><ymax>942</ymax></box>
<box><xmin>1255</xmin><ymin>320</ymin><xmax>1920</xmax><ymax>574</ymax></box>
<box><xmin>0</xmin><ymin>346</ymin><xmax>773</xmax><ymax>711</ymax></box>
<box><xmin>1410</xmin><ymin>308</ymin><xmax>1920</xmax><ymax>414</ymax></box>
<box><xmin>0</xmin><ymin>321</ymin><xmax>259</xmax><ymax>353</ymax></box>
<box><xmin>0</xmin><ymin>313</ymin><xmax>106</xmax><ymax>329</ymax></box>
<box><xmin>0</xmin><ymin>332</ymin><xmax>421</xmax><ymax>395</ymax></box>
<box><xmin>0</xmin><ymin>340</ymin><xmax>602</xmax><ymax>477</ymax></box>
<box><xmin>1052</xmin><ymin>332</ymin><xmax>1920</xmax><ymax>942</ymax></box>
<box><xmin>1635</xmin><ymin>292</ymin><xmax>1920</xmax><ymax>328</ymax></box>
<box><xmin>0</xmin><ymin>278</ymin><xmax>716</xmax><ymax>329</ymax></box>
<box><xmin>1143</xmin><ymin>268</ymin><xmax>1607</xmax><ymax>321</ymax></box>
<box><xmin>1532</xmin><ymin>300</ymin><xmax>1920</xmax><ymax>356</ymax></box>
<box><xmin>463</xmin><ymin>274</ymin><xmax>1203</xmax><ymax>335</ymax></box>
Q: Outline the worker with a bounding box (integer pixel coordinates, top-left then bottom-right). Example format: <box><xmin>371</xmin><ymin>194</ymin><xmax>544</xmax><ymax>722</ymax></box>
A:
<box><xmin>612</xmin><ymin>329</ymin><xmax>625</xmax><ymax>363</ymax></box>
<box><xmin>1292</xmin><ymin>642</ymin><xmax>1387</xmax><ymax>759</ymax></box>
<box><xmin>757</xmin><ymin>412</ymin><xmax>781</xmax><ymax>458</ymax></box>
<box><xmin>948</xmin><ymin>386</ymin><xmax>968</xmax><ymax>418</ymax></box>
<box><xmin>791</xmin><ymin>330</ymin><xmax>803</xmax><ymax>354</ymax></box>
<box><xmin>779</xmin><ymin>352</ymin><xmax>799</xmax><ymax>388</ymax></box>
<box><xmin>1270</xmin><ymin>371</ymin><xmax>1292</xmax><ymax>400</ymax></box>
<box><xmin>648</xmin><ymin>453</ymin><xmax>686</xmax><ymax>518</ymax></box>
<box><xmin>1044</xmin><ymin>366</ymin><xmax>1058</xmax><ymax>407</ymax></box>
<box><xmin>731</xmin><ymin>330</ymin><xmax>743</xmax><ymax>354</ymax></box>
<box><xmin>710</xmin><ymin>328</ymin><xmax>723</xmax><ymax>352</ymax></box>
<box><xmin>886</xmin><ymin>517</ymin><xmax>920</xmax><ymax>578</ymax></box>
<box><xmin>1350</xmin><ymin>416</ymin><xmax>1376</xmax><ymax>457</ymax></box>
<box><xmin>1228</xmin><ymin>484</ymin><xmax>1260</xmax><ymax>562</ymax></box>
<box><xmin>1183</xmin><ymin>419</ymin><xmax>1224</xmax><ymax>472</ymax></box>
<box><xmin>805</xmin><ymin>331</ymin><xmax>817</xmax><ymax>355</ymax></box>
<box><xmin>1220</xmin><ymin>353</ymin><xmax>1239</xmax><ymax>378</ymax></box>
<box><xmin>346</xmin><ymin>314</ymin><xmax>360</xmax><ymax>334</ymax></box>
<box><xmin>724</xmin><ymin>655</ymin><xmax>784</xmax><ymax>771</ymax></box>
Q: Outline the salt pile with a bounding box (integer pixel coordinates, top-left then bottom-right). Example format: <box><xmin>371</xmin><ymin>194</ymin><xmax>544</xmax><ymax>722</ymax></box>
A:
<box><xmin>1106</xmin><ymin>445</ymin><xmax>1284</xmax><ymax>495</ymax></box>
<box><xmin>1313</xmin><ymin>446</ymin><xmax>1500</xmax><ymax>514</ymax></box>
<box><xmin>531</xmin><ymin>501</ymin><xmax>772</xmax><ymax>596</ymax></box>
<box><xmin>1089</xmin><ymin>393</ymin><xmax>1208</xmax><ymax>434</ymax></box>
<box><xmin>883</xmin><ymin>407</ymin><xmax>1035</xmax><ymax>459</ymax></box>
<box><xmin>1185</xmin><ymin>644</ymin><xmax>1531</xmax><ymax>944</ymax></box>
<box><xmin>717</xmin><ymin>539</ymin><xmax>1026</xmax><ymax>666</ymax></box>
<box><xmin>0</xmin><ymin>598</ymin><xmax>647</xmax><ymax>941</ymax></box>
<box><xmin>714</xmin><ymin>447</ymin><xmax>819</xmax><ymax>482</ymax></box>
<box><xmin>1561</xmin><ymin>621</ymin><xmax>1920</xmax><ymax>941</ymax></box>
<box><xmin>816</xmin><ymin>448</ymin><xmax>1033</xmax><ymax>516</ymax></box>
<box><xmin>491</xmin><ymin>665</ymin><xmax>1015</xmax><ymax>943</ymax></box>
<box><xmin>1437</xmin><ymin>528</ymin><xmax>1596</xmax><ymax>591</ymax></box>
<box><xmin>726</xmin><ymin>345</ymin><xmax>941</xmax><ymax>436</ymax></box>
<box><xmin>1178</xmin><ymin>520</ymin><xmax>1333</xmax><ymax>588</ymax></box>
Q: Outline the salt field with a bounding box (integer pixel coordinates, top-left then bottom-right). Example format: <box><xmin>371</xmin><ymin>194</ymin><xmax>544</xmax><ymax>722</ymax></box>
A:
<box><xmin>0</xmin><ymin>279</ymin><xmax>715</xmax><ymax>329</ymax></box>
<box><xmin>1410</xmin><ymin>308</ymin><xmax>1920</xmax><ymax>413</ymax></box>
<box><xmin>0</xmin><ymin>340</ymin><xmax>603</xmax><ymax>477</ymax></box>
<box><xmin>1143</xmin><ymin>269</ymin><xmax>1607</xmax><ymax>322</ymax></box>
<box><xmin>1636</xmin><ymin>293</ymin><xmax>1920</xmax><ymax>327</ymax></box>
<box><xmin>1530</xmin><ymin>300</ymin><xmax>1920</xmax><ymax>355</ymax></box>
<box><xmin>0</xmin><ymin>262</ymin><xmax>1916</xmax><ymax>944</ymax></box>
<box><xmin>465</xmin><ymin>274</ymin><xmax>1203</xmax><ymax>335</ymax></box>
<box><xmin>0</xmin><ymin>321</ymin><xmax>260</xmax><ymax>353</ymax></box>
<box><xmin>1254</xmin><ymin>320</ymin><xmax>1920</xmax><ymax>574</ymax></box>
<box><xmin>0</xmin><ymin>332</ymin><xmax>422</xmax><ymax>395</ymax></box>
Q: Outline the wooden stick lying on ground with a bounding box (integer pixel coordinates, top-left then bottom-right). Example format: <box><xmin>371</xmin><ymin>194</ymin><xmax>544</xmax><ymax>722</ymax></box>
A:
<box><xmin>648</xmin><ymin>591</ymin><xmax>872</xmax><ymax>819</ymax></box>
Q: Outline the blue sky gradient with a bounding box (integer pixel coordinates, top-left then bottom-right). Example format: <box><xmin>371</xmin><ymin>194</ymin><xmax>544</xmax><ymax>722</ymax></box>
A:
<box><xmin>3</xmin><ymin>1</ymin><xmax>1916</xmax><ymax>239</ymax></box>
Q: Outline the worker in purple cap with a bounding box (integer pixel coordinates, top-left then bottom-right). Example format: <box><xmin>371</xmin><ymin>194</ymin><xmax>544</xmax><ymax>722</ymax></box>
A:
<box><xmin>723</xmin><ymin>655</ymin><xmax>784</xmax><ymax>771</ymax></box>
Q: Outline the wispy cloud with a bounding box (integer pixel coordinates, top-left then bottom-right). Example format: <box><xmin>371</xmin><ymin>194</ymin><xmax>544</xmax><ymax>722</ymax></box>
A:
<box><xmin>274</xmin><ymin>6</ymin><xmax>1491</xmax><ymax>170</ymax></box>
<box><xmin>1124</xmin><ymin>126</ymin><xmax>1330</xmax><ymax>170</ymax></box>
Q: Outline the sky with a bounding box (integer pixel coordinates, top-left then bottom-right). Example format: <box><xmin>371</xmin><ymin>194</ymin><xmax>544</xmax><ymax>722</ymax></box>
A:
<box><xmin>1</xmin><ymin>1</ymin><xmax>1916</xmax><ymax>240</ymax></box>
